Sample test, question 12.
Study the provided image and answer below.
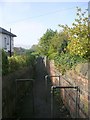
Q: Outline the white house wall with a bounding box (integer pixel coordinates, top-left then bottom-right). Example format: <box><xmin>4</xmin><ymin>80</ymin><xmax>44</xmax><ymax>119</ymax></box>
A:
<box><xmin>0</xmin><ymin>33</ymin><xmax>14</xmax><ymax>52</ymax></box>
<box><xmin>0</xmin><ymin>33</ymin><xmax>2</xmax><ymax>49</ymax></box>
<box><xmin>89</xmin><ymin>2</ymin><xmax>90</xmax><ymax>22</ymax></box>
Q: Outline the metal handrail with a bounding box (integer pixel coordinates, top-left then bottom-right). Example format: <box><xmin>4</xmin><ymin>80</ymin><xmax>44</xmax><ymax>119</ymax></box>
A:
<box><xmin>45</xmin><ymin>75</ymin><xmax>60</xmax><ymax>101</ymax></box>
<box><xmin>51</xmin><ymin>85</ymin><xmax>79</xmax><ymax>118</ymax></box>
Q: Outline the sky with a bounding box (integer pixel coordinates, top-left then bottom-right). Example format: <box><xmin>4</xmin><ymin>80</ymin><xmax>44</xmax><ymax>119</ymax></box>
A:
<box><xmin>0</xmin><ymin>1</ymin><xmax>89</xmax><ymax>49</ymax></box>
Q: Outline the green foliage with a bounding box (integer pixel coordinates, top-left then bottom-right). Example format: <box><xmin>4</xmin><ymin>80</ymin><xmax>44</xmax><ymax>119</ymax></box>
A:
<box><xmin>37</xmin><ymin>29</ymin><xmax>57</xmax><ymax>56</ymax></box>
<box><xmin>48</xmin><ymin>32</ymin><xmax>68</xmax><ymax>55</ymax></box>
<box><xmin>26</xmin><ymin>52</ymin><xmax>36</xmax><ymax>67</ymax></box>
<box><xmin>59</xmin><ymin>7</ymin><xmax>89</xmax><ymax>58</ymax></box>
<box><xmin>30</xmin><ymin>44</ymin><xmax>38</xmax><ymax>52</ymax></box>
<box><xmin>14</xmin><ymin>47</ymin><xmax>27</xmax><ymax>55</ymax></box>
<box><xmin>48</xmin><ymin>52</ymin><xmax>58</xmax><ymax>60</ymax></box>
<box><xmin>37</xmin><ymin>29</ymin><xmax>68</xmax><ymax>59</ymax></box>
<box><xmin>54</xmin><ymin>52</ymin><xmax>87</xmax><ymax>74</ymax></box>
<box><xmin>32</xmin><ymin>7</ymin><xmax>89</xmax><ymax>74</ymax></box>
<box><xmin>2</xmin><ymin>50</ymin><xmax>9</xmax><ymax>75</ymax></box>
<box><xmin>2</xmin><ymin>50</ymin><xmax>36</xmax><ymax>75</ymax></box>
<box><xmin>48</xmin><ymin>7</ymin><xmax>89</xmax><ymax>74</ymax></box>
<box><xmin>8</xmin><ymin>55</ymin><xmax>27</xmax><ymax>72</ymax></box>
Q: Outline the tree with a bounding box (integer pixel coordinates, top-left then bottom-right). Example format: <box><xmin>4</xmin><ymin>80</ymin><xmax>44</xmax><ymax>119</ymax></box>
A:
<box><xmin>30</xmin><ymin>45</ymin><xmax>38</xmax><ymax>52</ymax></box>
<box><xmin>37</xmin><ymin>29</ymin><xmax>57</xmax><ymax>56</ymax></box>
<box><xmin>59</xmin><ymin>7</ymin><xmax>89</xmax><ymax>59</ymax></box>
<box><xmin>47</xmin><ymin>31</ymin><xmax>68</xmax><ymax>59</ymax></box>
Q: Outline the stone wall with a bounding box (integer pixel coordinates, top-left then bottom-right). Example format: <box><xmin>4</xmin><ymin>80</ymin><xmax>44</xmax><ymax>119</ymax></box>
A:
<box><xmin>46</xmin><ymin>60</ymin><xmax>89</xmax><ymax>118</ymax></box>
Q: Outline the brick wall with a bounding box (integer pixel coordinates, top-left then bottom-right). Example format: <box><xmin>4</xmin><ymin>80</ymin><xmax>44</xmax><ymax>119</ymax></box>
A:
<box><xmin>46</xmin><ymin>60</ymin><xmax>89</xmax><ymax>118</ymax></box>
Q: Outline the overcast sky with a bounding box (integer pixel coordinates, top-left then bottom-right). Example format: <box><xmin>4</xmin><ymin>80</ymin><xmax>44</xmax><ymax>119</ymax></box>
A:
<box><xmin>0</xmin><ymin>1</ymin><xmax>88</xmax><ymax>49</ymax></box>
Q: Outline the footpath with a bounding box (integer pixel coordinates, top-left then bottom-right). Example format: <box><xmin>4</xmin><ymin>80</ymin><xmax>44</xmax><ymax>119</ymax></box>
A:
<box><xmin>16</xmin><ymin>57</ymin><xmax>71</xmax><ymax>119</ymax></box>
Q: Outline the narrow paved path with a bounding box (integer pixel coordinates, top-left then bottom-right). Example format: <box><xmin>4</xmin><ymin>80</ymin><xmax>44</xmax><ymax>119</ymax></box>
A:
<box><xmin>16</xmin><ymin>57</ymin><xmax>71</xmax><ymax>119</ymax></box>
<box><xmin>33</xmin><ymin>57</ymin><xmax>51</xmax><ymax>118</ymax></box>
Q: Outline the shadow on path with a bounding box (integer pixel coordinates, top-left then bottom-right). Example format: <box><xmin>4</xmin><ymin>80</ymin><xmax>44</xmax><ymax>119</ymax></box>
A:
<box><xmin>33</xmin><ymin>57</ymin><xmax>51</xmax><ymax>118</ymax></box>
<box><xmin>16</xmin><ymin>56</ymin><xmax>71</xmax><ymax>119</ymax></box>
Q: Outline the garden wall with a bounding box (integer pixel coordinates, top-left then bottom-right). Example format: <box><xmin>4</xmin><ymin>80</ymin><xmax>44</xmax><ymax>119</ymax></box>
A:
<box><xmin>2</xmin><ymin>66</ymin><xmax>34</xmax><ymax>118</ymax></box>
<box><xmin>46</xmin><ymin>60</ymin><xmax>89</xmax><ymax>118</ymax></box>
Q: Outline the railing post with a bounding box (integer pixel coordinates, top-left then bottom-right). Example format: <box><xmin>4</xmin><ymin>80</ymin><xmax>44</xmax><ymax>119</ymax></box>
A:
<box><xmin>50</xmin><ymin>86</ymin><xmax>78</xmax><ymax>118</ymax></box>
<box><xmin>51</xmin><ymin>86</ymin><xmax>55</xmax><ymax>118</ymax></box>
<box><xmin>59</xmin><ymin>75</ymin><xmax>60</xmax><ymax>86</ymax></box>
<box><xmin>45</xmin><ymin>75</ymin><xmax>48</xmax><ymax>102</ymax></box>
<box><xmin>45</xmin><ymin>75</ymin><xmax>60</xmax><ymax>102</ymax></box>
<box><xmin>75</xmin><ymin>86</ymin><xmax>79</xmax><ymax>118</ymax></box>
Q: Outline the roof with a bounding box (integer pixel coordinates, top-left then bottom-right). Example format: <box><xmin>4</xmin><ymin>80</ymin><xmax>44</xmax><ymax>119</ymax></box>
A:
<box><xmin>0</xmin><ymin>27</ymin><xmax>17</xmax><ymax>37</ymax></box>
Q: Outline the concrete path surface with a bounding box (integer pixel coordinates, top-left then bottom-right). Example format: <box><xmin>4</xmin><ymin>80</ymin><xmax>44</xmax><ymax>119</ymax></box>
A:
<box><xmin>33</xmin><ymin>57</ymin><xmax>51</xmax><ymax>118</ymax></box>
<box><xmin>16</xmin><ymin>57</ymin><xmax>71</xmax><ymax>119</ymax></box>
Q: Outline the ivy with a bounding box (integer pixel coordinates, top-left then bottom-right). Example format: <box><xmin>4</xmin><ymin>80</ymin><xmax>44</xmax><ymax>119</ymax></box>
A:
<box><xmin>54</xmin><ymin>52</ymin><xmax>87</xmax><ymax>74</ymax></box>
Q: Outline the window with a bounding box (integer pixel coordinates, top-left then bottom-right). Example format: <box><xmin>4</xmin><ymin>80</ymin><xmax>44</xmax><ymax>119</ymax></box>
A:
<box><xmin>4</xmin><ymin>37</ymin><xmax>7</xmax><ymax>49</ymax></box>
<box><xmin>7</xmin><ymin>38</ymin><xmax>9</xmax><ymax>45</ymax></box>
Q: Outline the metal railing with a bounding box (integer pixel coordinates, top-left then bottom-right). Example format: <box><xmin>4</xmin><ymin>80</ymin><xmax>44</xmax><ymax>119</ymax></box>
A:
<box><xmin>45</xmin><ymin>75</ymin><xmax>60</xmax><ymax>101</ymax></box>
<box><xmin>51</xmin><ymin>85</ymin><xmax>79</xmax><ymax>118</ymax></box>
<box><xmin>45</xmin><ymin>74</ymin><xmax>79</xmax><ymax>118</ymax></box>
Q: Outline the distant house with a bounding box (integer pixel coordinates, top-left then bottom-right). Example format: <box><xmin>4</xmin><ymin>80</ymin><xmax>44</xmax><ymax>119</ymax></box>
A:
<box><xmin>0</xmin><ymin>27</ymin><xmax>17</xmax><ymax>56</ymax></box>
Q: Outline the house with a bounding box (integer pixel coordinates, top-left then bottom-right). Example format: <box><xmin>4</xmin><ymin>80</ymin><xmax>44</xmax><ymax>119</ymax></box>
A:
<box><xmin>0</xmin><ymin>27</ymin><xmax>17</xmax><ymax>56</ymax></box>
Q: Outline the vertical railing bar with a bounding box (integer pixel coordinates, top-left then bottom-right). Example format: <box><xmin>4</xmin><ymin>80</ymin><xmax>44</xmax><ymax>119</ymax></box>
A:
<box><xmin>51</xmin><ymin>86</ymin><xmax>78</xmax><ymax>118</ymax></box>
<box><xmin>45</xmin><ymin>75</ymin><xmax>48</xmax><ymax>102</ymax></box>
<box><xmin>76</xmin><ymin>86</ymin><xmax>79</xmax><ymax>118</ymax></box>
<box><xmin>45</xmin><ymin>75</ymin><xmax>79</xmax><ymax>118</ymax></box>
<box><xmin>51</xmin><ymin>86</ymin><xmax>54</xmax><ymax>118</ymax></box>
<box><xmin>75</xmin><ymin>87</ymin><xmax>77</xmax><ymax>118</ymax></box>
<box><xmin>59</xmin><ymin>75</ymin><xmax>60</xmax><ymax>86</ymax></box>
<box><xmin>45</xmin><ymin>75</ymin><xmax>60</xmax><ymax>102</ymax></box>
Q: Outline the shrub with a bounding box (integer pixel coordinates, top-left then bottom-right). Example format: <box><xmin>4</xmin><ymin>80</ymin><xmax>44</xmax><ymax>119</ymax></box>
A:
<box><xmin>54</xmin><ymin>52</ymin><xmax>87</xmax><ymax>74</ymax></box>
<box><xmin>2</xmin><ymin>50</ymin><xmax>9</xmax><ymax>75</ymax></box>
<box><xmin>2</xmin><ymin>50</ymin><xmax>36</xmax><ymax>75</ymax></box>
<box><xmin>26</xmin><ymin>52</ymin><xmax>36</xmax><ymax>66</ymax></box>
